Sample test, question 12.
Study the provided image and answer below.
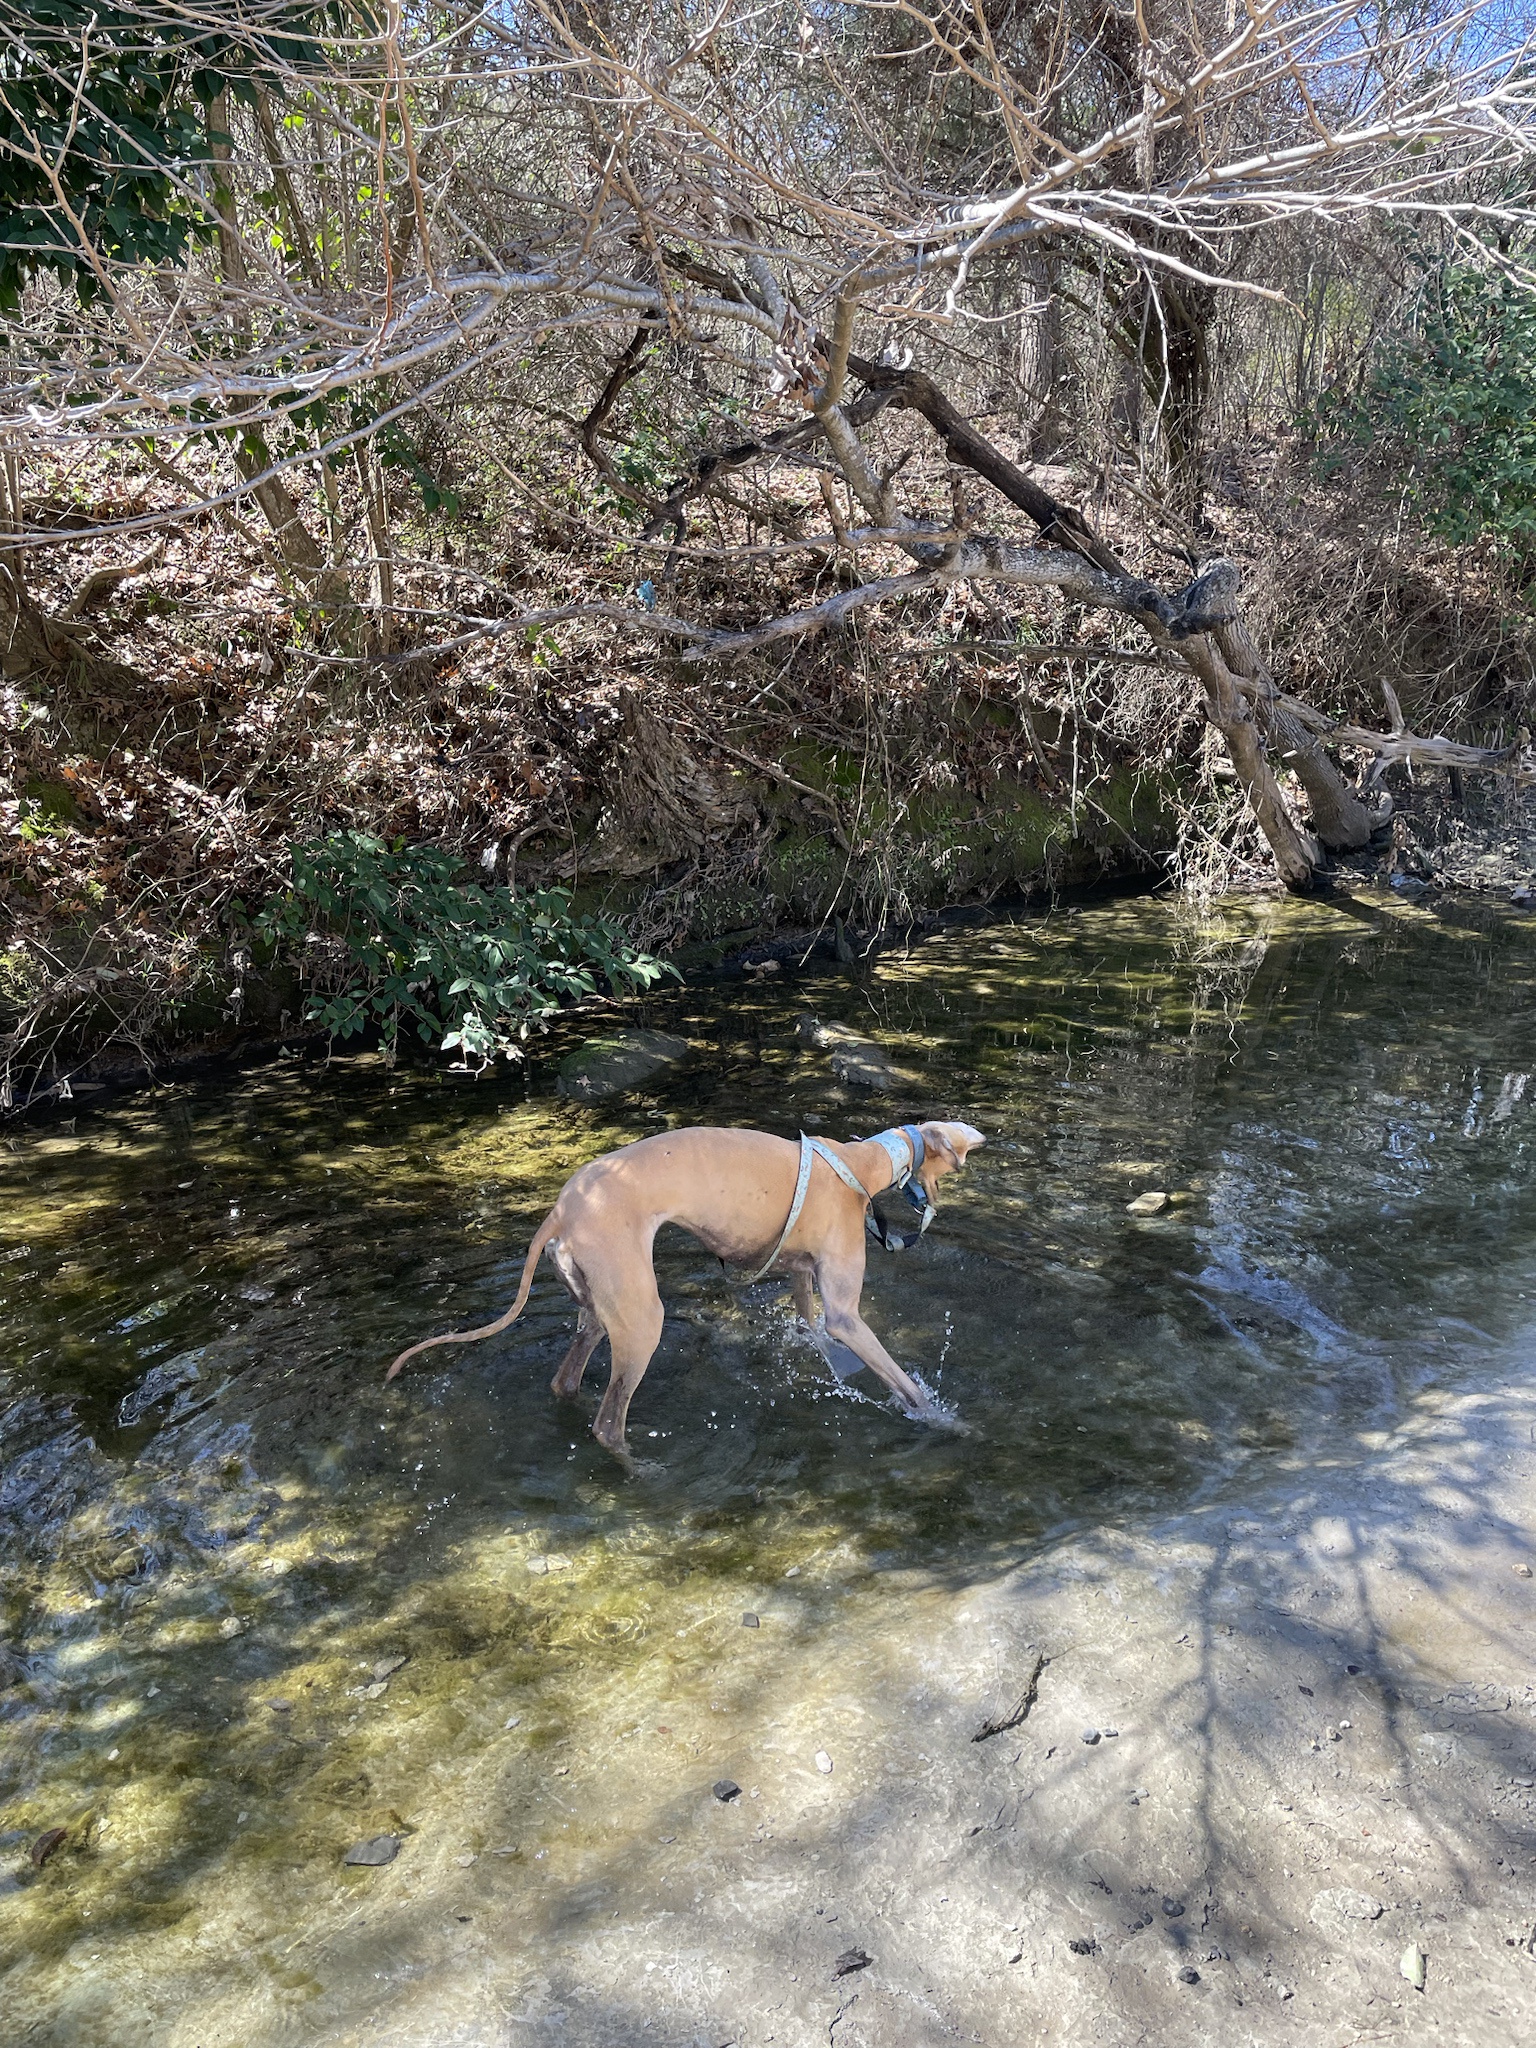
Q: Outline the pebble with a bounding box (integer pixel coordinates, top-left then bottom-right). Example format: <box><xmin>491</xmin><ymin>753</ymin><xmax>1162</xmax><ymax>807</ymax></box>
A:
<box><xmin>265</xmin><ymin>1699</ymin><xmax>292</xmax><ymax>1714</ymax></box>
<box><xmin>1126</xmin><ymin>1191</ymin><xmax>1169</xmax><ymax>1216</ymax></box>
<box><xmin>832</xmin><ymin>1948</ymin><xmax>872</xmax><ymax>1977</ymax></box>
<box><xmin>1162</xmin><ymin>1898</ymin><xmax>1184</xmax><ymax>1917</ymax></box>
<box><xmin>1514</xmin><ymin>1564</ymin><xmax>1532</xmax><ymax>1578</ymax></box>
<box><xmin>503</xmin><ymin>1715</ymin><xmax>521</xmax><ymax>1730</ymax></box>
<box><xmin>713</xmin><ymin>1779</ymin><xmax>742</xmax><ymax>1803</ymax></box>
<box><xmin>1081</xmin><ymin>1728</ymin><xmax>1101</xmax><ymax>1745</ymax></box>
<box><xmin>815</xmin><ymin>1750</ymin><xmax>834</xmax><ymax>1774</ymax></box>
<box><xmin>741</xmin><ymin>1613</ymin><xmax>760</xmax><ymax>1629</ymax></box>
<box><xmin>1401</xmin><ymin>1943</ymin><xmax>1427</xmax><ymax>1991</ymax></box>
<box><xmin>1177</xmin><ymin>1967</ymin><xmax>1200</xmax><ymax>1985</ymax></box>
<box><xmin>455</xmin><ymin>1852</ymin><xmax>476</xmax><ymax>1866</ymax></box>
<box><xmin>343</xmin><ymin>1834</ymin><xmax>400</xmax><ymax>1867</ymax></box>
<box><xmin>372</xmin><ymin>1654</ymin><xmax>408</xmax><ymax>1680</ymax></box>
<box><xmin>218</xmin><ymin>1617</ymin><xmax>247</xmax><ymax>1639</ymax></box>
<box><xmin>29</xmin><ymin>1827</ymin><xmax>67</xmax><ymax>1868</ymax></box>
<box><xmin>1103</xmin><ymin>1727</ymin><xmax>1119</xmax><ymax>1738</ymax></box>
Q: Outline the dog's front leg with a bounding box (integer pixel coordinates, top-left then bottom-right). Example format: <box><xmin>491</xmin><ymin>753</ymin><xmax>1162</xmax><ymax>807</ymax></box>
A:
<box><xmin>815</xmin><ymin>1253</ymin><xmax>928</xmax><ymax>1413</ymax></box>
<box><xmin>789</xmin><ymin>1269</ymin><xmax>818</xmax><ymax>1329</ymax></box>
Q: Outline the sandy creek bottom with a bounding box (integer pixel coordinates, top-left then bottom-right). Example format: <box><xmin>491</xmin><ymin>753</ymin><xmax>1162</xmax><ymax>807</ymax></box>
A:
<box><xmin>2</xmin><ymin>889</ymin><xmax>1535</xmax><ymax>2047</ymax></box>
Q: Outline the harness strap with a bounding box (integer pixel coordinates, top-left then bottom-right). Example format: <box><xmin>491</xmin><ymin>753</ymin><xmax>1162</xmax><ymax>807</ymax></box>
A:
<box><xmin>745</xmin><ymin>1135</ymin><xmax>870</xmax><ymax>1282</ymax></box>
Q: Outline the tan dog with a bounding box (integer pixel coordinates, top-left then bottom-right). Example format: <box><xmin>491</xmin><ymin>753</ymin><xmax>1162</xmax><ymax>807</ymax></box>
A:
<box><xmin>386</xmin><ymin>1119</ymin><xmax>984</xmax><ymax>1457</ymax></box>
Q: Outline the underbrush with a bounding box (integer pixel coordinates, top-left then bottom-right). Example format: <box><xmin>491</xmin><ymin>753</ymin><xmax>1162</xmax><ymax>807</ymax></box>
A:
<box><xmin>3</xmin><ymin>423</ymin><xmax>1532</xmax><ymax>1106</ymax></box>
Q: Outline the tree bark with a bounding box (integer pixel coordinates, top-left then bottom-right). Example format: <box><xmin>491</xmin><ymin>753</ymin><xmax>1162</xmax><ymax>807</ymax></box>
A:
<box><xmin>1215</xmin><ymin>620</ymin><xmax>1376</xmax><ymax>851</ymax></box>
<box><xmin>1176</xmin><ymin>636</ymin><xmax>1324</xmax><ymax>889</ymax></box>
<box><xmin>233</xmin><ymin>440</ymin><xmax>349</xmax><ymax>609</ymax></box>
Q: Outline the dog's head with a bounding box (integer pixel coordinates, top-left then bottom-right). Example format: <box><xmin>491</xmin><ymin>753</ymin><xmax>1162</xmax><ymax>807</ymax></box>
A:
<box><xmin>913</xmin><ymin>1120</ymin><xmax>985</xmax><ymax>1203</ymax></box>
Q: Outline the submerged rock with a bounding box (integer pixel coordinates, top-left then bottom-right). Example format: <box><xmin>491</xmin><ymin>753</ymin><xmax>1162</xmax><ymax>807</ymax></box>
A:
<box><xmin>794</xmin><ymin>1016</ymin><xmax>906</xmax><ymax>1092</ymax></box>
<box><xmin>712</xmin><ymin>1779</ymin><xmax>741</xmax><ymax>1803</ymax></box>
<box><xmin>343</xmin><ymin>1834</ymin><xmax>400</xmax><ymax>1866</ymax></box>
<box><xmin>557</xmin><ymin>1030</ymin><xmax>689</xmax><ymax>1102</ymax></box>
<box><xmin>1126</xmin><ymin>1191</ymin><xmax>1169</xmax><ymax>1216</ymax></box>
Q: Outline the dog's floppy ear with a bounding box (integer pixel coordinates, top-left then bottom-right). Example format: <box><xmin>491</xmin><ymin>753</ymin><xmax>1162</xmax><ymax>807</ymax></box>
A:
<box><xmin>918</xmin><ymin>1122</ymin><xmax>962</xmax><ymax>1173</ymax></box>
<box><xmin>917</xmin><ymin>1122</ymin><xmax>984</xmax><ymax>1182</ymax></box>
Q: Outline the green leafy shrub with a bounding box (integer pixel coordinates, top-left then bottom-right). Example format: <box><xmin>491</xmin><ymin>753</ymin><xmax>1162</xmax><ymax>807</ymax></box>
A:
<box><xmin>1325</xmin><ymin>261</ymin><xmax>1536</xmax><ymax>557</ymax></box>
<box><xmin>257</xmin><ymin>832</ymin><xmax>673</xmax><ymax>1067</ymax></box>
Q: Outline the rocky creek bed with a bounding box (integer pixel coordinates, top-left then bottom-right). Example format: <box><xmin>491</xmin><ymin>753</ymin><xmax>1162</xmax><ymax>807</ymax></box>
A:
<box><xmin>2</xmin><ymin>889</ymin><xmax>1534</xmax><ymax>2047</ymax></box>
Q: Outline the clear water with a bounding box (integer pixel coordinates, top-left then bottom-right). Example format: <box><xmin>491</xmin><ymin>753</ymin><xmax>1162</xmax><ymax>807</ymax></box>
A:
<box><xmin>2</xmin><ymin>889</ymin><xmax>1532</xmax><ymax>2042</ymax></box>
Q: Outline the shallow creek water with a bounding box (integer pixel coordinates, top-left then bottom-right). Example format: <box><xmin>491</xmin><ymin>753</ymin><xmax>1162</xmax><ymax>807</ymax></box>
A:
<box><xmin>2</xmin><ymin>889</ymin><xmax>1534</xmax><ymax>2044</ymax></box>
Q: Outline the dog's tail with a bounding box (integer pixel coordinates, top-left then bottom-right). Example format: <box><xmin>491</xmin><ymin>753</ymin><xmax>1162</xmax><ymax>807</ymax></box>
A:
<box><xmin>384</xmin><ymin>1208</ymin><xmax>561</xmax><ymax>1382</ymax></box>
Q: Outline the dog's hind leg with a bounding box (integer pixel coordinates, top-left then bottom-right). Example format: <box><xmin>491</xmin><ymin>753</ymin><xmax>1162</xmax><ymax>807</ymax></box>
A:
<box><xmin>552</xmin><ymin>1311</ymin><xmax>605</xmax><ymax>1399</ymax></box>
<box><xmin>582</xmin><ymin>1258</ymin><xmax>665</xmax><ymax>1459</ymax></box>
<box><xmin>549</xmin><ymin>1241</ymin><xmax>605</xmax><ymax>1399</ymax></box>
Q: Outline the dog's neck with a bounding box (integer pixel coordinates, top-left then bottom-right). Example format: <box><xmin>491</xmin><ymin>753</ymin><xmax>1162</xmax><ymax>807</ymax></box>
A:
<box><xmin>841</xmin><ymin>1131</ymin><xmax>915</xmax><ymax>1198</ymax></box>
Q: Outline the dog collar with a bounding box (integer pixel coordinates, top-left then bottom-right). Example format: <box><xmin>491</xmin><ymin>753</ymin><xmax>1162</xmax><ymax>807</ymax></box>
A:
<box><xmin>862</xmin><ymin>1126</ymin><xmax>935</xmax><ymax>1247</ymax></box>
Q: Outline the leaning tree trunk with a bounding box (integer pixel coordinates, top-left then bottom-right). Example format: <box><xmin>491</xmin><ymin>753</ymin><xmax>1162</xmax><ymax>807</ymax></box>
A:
<box><xmin>1213</xmin><ymin>620</ymin><xmax>1376</xmax><ymax>851</ymax></box>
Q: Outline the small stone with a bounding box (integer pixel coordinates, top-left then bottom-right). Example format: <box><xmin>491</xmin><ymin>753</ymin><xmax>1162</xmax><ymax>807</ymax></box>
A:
<box><xmin>815</xmin><ymin>1750</ymin><xmax>834</xmax><ymax>1774</ymax></box>
<box><xmin>265</xmin><ymin>1698</ymin><xmax>292</xmax><ymax>1714</ymax></box>
<box><xmin>1067</xmin><ymin>1937</ymin><xmax>1099</xmax><ymax>1957</ymax></box>
<box><xmin>1277</xmin><ymin>1984</ymin><xmax>1294</xmax><ymax>2001</ymax></box>
<box><xmin>343</xmin><ymin>1834</ymin><xmax>400</xmax><ymax>1867</ymax></box>
<box><xmin>712</xmin><ymin>1779</ymin><xmax>742</xmax><ymax>1803</ymax></box>
<box><xmin>1126</xmin><ymin>1191</ymin><xmax>1169</xmax><ymax>1216</ymax></box>
<box><xmin>1311</xmin><ymin>1888</ymin><xmax>1384</xmax><ymax>1930</ymax></box>
<box><xmin>455</xmin><ymin>1852</ymin><xmax>476</xmax><ymax>1866</ymax></box>
<box><xmin>741</xmin><ymin>1613</ymin><xmax>760</xmax><ymax>1628</ymax></box>
<box><xmin>1102</xmin><ymin>1727</ymin><xmax>1119</xmax><ymax>1738</ymax></box>
<box><xmin>218</xmin><ymin>1616</ymin><xmax>247</xmax><ymax>1639</ymax></box>
<box><xmin>1400</xmin><ymin>1943</ymin><xmax>1427</xmax><ymax>1991</ymax></box>
<box><xmin>503</xmin><ymin>1715</ymin><xmax>521</xmax><ymax>1730</ymax></box>
<box><xmin>833</xmin><ymin>1948</ymin><xmax>872</xmax><ymax>1977</ymax></box>
<box><xmin>1177</xmin><ymin>1966</ymin><xmax>1200</xmax><ymax>1985</ymax></box>
<box><xmin>1338</xmin><ymin>1719</ymin><xmax>1352</xmax><ymax>1730</ymax></box>
<box><xmin>372</xmin><ymin>1654</ymin><xmax>408</xmax><ymax>1680</ymax></box>
<box><xmin>526</xmin><ymin>1555</ymin><xmax>548</xmax><ymax>1575</ymax></box>
<box><xmin>1513</xmin><ymin>1777</ymin><xmax>1534</xmax><ymax>1788</ymax></box>
<box><xmin>1514</xmin><ymin>1564</ymin><xmax>1532</xmax><ymax>1578</ymax></box>
<box><xmin>1328</xmin><ymin>1727</ymin><xmax>1342</xmax><ymax>1742</ymax></box>
<box><xmin>29</xmin><ymin>1827</ymin><xmax>67</xmax><ymax>1868</ymax></box>
<box><xmin>352</xmin><ymin>1680</ymin><xmax>388</xmax><ymax>1701</ymax></box>
<box><xmin>1081</xmin><ymin>1728</ymin><xmax>1101</xmax><ymax>1745</ymax></box>
<box><xmin>1162</xmin><ymin>1898</ymin><xmax>1184</xmax><ymax>1917</ymax></box>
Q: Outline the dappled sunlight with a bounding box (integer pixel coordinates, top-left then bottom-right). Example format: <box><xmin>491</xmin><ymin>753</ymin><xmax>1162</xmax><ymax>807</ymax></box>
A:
<box><xmin>4</xmin><ymin>892</ymin><xmax>1535</xmax><ymax>2043</ymax></box>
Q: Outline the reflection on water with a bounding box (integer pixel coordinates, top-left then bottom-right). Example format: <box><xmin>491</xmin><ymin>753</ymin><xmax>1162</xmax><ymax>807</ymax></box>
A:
<box><xmin>1</xmin><ymin>889</ymin><xmax>1533</xmax><ymax>2040</ymax></box>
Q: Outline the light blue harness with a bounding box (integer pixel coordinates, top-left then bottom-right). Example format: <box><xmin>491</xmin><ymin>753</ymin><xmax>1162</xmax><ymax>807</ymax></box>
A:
<box><xmin>745</xmin><ymin>1127</ymin><xmax>931</xmax><ymax>1282</ymax></box>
